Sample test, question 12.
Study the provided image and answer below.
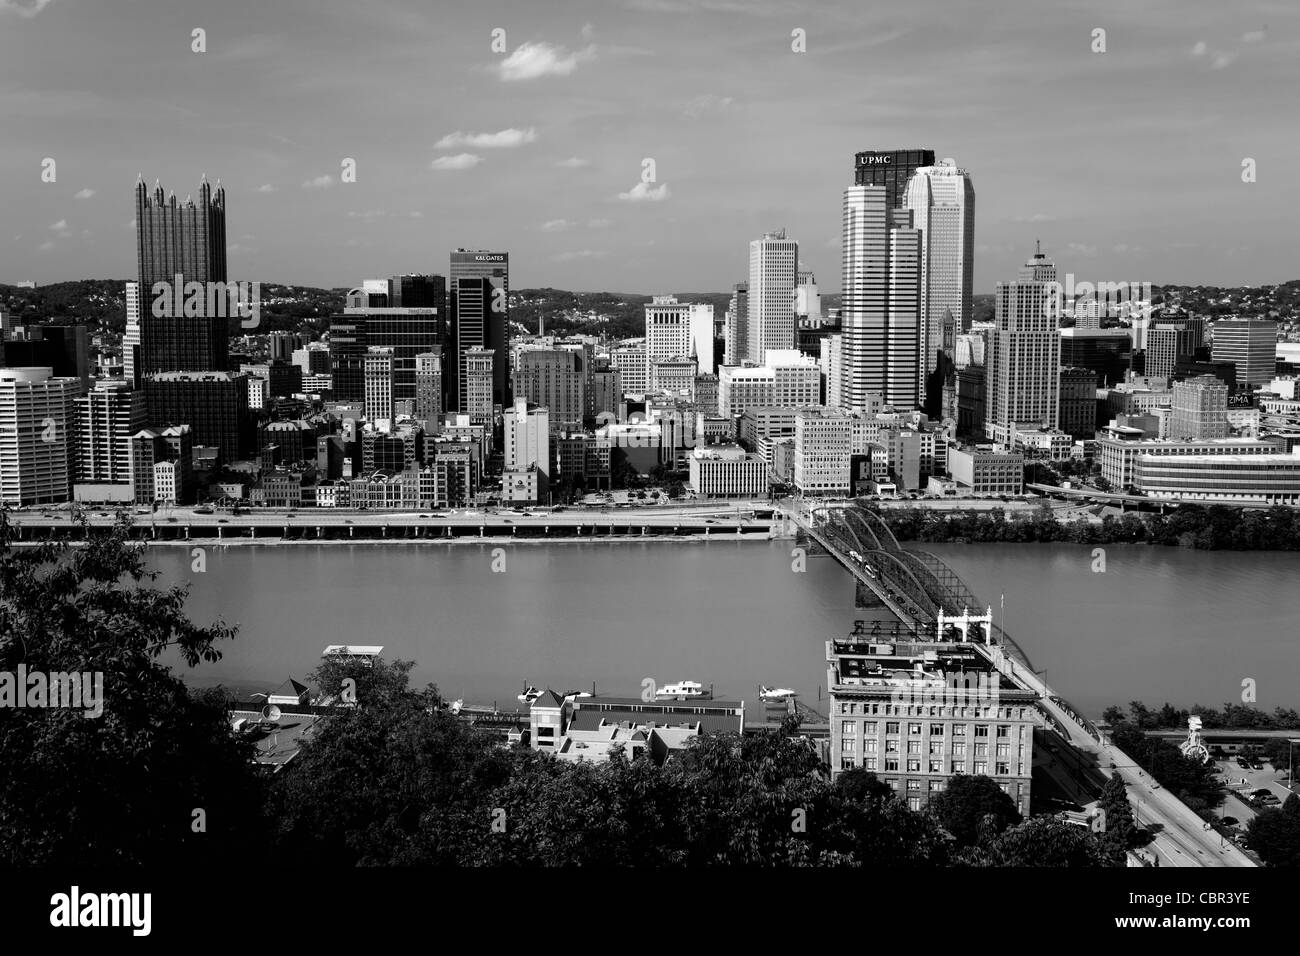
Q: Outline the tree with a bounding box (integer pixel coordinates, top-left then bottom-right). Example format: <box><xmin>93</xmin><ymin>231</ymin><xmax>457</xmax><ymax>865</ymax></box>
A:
<box><xmin>928</xmin><ymin>774</ymin><xmax>1022</xmax><ymax>846</ymax></box>
<box><xmin>960</xmin><ymin>815</ymin><xmax>1126</xmax><ymax>867</ymax></box>
<box><xmin>0</xmin><ymin>514</ymin><xmax>265</xmax><ymax>865</ymax></box>
<box><xmin>1098</xmin><ymin>774</ymin><xmax>1138</xmax><ymax>848</ymax></box>
<box><xmin>1245</xmin><ymin>794</ymin><xmax>1300</xmax><ymax>867</ymax></box>
<box><xmin>836</xmin><ymin>767</ymin><xmax>893</xmax><ymax>803</ymax></box>
<box><xmin>1094</xmin><ymin>476</ymin><xmax>1112</xmax><ymax>493</ymax></box>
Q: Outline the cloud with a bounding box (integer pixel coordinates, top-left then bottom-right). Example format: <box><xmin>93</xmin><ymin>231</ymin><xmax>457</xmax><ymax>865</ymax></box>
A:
<box><xmin>228</xmin><ymin>243</ymin><xmax>257</xmax><ymax>255</ymax></box>
<box><xmin>1241</xmin><ymin>30</ymin><xmax>1266</xmax><ymax>44</ymax></box>
<box><xmin>683</xmin><ymin>94</ymin><xmax>733</xmax><ymax>118</ymax></box>
<box><xmin>124</xmin><ymin>219</ymin><xmax>135</xmax><ymax>230</ymax></box>
<box><xmin>256</xmin><ymin>183</ymin><xmax>276</xmax><ymax>193</ymax></box>
<box><xmin>617</xmin><ymin>181</ymin><xmax>670</xmax><ymax>202</ymax></box>
<box><xmin>556</xmin><ymin>157</ymin><xmax>590</xmax><ymax>169</ymax></box>
<box><xmin>36</xmin><ymin>240</ymin><xmax>54</xmax><ymax>252</ymax></box>
<box><xmin>301</xmin><ymin>175</ymin><xmax>333</xmax><ymax>190</ymax></box>
<box><xmin>49</xmin><ymin>219</ymin><xmax>70</xmax><ymax>236</ymax></box>
<box><xmin>436</xmin><ymin>128</ymin><xmax>537</xmax><ymax>149</ymax></box>
<box><xmin>0</xmin><ymin>0</ymin><xmax>54</xmax><ymax>17</ymax></box>
<box><xmin>541</xmin><ymin>219</ymin><xmax>573</xmax><ymax>232</ymax></box>
<box><xmin>554</xmin><ymin>249</ymin><xmax>609</xmax><ymax>261</ymax></box>
<box><xmin>407</xmin><ymin>211</ymin><xmax>423</xmax><ymax>219</ymax></box>
<box><xmin>1191</xmin><ymin>41</ymin><xmax>1207</xmax><ymax>57</ymax></box>
<box><xmin>581</xmin><ymin>23</ymin><xmax>596</xmax><ymax>42</ymax></box>
<box><xmin>587</xmin><ymin>218</ymin><xmax>613</xmax><ymax>228</ymax></box>
<box><xmin>430</xmin><ymin>153</ymin><xmax>482</xmax><ymax>171</ymax></box>
<box><xmin>497</xmin><ymin>41</ymin><xmax>592</xmax><ymax>81</ymax></box>
<box><xmin>73</xmin><ymin>188</ymin><xmax>94</xmax><ymax>199</ymax></box>
<box><xmin>1210</xmin><ymin>52</ymin><xmax>1237</xmax><ymax>70</ymax></box>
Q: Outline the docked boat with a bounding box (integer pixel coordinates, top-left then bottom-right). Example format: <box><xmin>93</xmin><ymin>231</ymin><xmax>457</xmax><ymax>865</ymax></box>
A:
<box><xmin>561</xmin><ymin>689</ymin><xmax>593</xmax><ymax>701</ymax></box>
<box><xmin>656</xmin><ymin>680</ymin><xmax>705</xmax><ymax>698</ymax></box>
<box><xmin>517</xmin><ymin>684</ymin><xmax>542</xmax><ymax>704</ymax></box>
<box><xmin>759</xmin><ymin>685</ymin><xmax>797</xmax><ymax>701</ymax></box>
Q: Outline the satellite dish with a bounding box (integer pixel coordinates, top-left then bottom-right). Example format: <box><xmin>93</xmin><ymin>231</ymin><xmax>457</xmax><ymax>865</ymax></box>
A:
<box><xmin>261</xmin><ymin>704</ymin><xmax>282</xmax><ymax>722</ymax></box>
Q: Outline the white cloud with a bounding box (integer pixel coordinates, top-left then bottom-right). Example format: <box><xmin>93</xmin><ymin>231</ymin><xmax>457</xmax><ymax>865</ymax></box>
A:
<box><xmin>587</xmin><ymin>218</ymin><xmax>613</xmax><ymax>229</ymax></box>
<box><xmin>0</xmin><ymin>0</ymin><xmax>55</xmax><ymax>18</ymax></box>
<box><xmin>541</xmin><ymin>219</ymin><xmax>573</xmax><ymax>232</ymax></box>
<box><xmin>430</xmin><ymin>153</ymin><xmax>482</xmax><ymax>171</ymax></box>
<box><xmin>683</xmin><ymin>94</ymin><xmax>734</xmax><ymax>118</ymax></box>
<box><xmin>436</xmin><ymin>128</ymin><xmax>537</xmax><ymax>149</ymax></box>
<box><xmin>556</xmin><ymin>157</ymin><xmax>590</xmax><ymax>169</ymax></box>
<box><xmin>36</xmin><ymin>240</ymin><xmax>54</xmax><ymax>252</ymax></box>
<box><xmin>49</xmin><ymin>219</ymin><xmax>67</xmax><ymax>232</ymax></box>
<box><xmin>617</xmin><ymin>181</ymin><xmax>670</xmax><ymax>202</ymax></box>
<box><xmin>256</xmin><ymin>183</ymin><xmax>276</xmax><ymax>193</ymax></box>
<box><xmin>1241</xmin><ymin>30</ymin><xmax>1266</xmax><ymax>43</ymax></box>
<box><xmin>497</xmin><ymin>41</ymin><xmax>592</xmax><ymax>81</ymax></box>
<box><xmin>80</xmin><ymin>228</ymin><xmax>91</xmax><ymax>239</ymax></box>
<box><xmin>1210</xmin><ymin>52</ymin><xmax>1237</xmax><ymax>70</ymax></box>
<box><xmin>348</xmin><ymin>209</ymin><xmax>387</xmax><ymax>220</ymax></box>
<box><xmin>124</xmin><ymin>219</ymin><xmax>135</xmax><ymax>230</ymax></box>
<box><xmin>1191</xmin><ymin>41</ymin><xmax>1207</xmax><ymax>56</ymax></box>
<box><xmin>73</xmin><ymin>188</ymin><xmax>94</xmax><ymax>199</ymax></box>
<box><xmin>301</xmin><ymin>175</ymin><xmax>333</xmax><ymax>190</ymax></box>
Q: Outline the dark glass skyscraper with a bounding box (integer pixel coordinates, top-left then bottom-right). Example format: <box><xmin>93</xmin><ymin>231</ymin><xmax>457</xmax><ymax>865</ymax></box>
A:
<box><xmin>852</xmin><ymin>148</ymin><xmax>936</xmax><ymax>210</ymax></box>
<box><xmin>449</xmin><ymin>250</ymin><xmax>509</xmax><ymax>411</ymax></box>
<box><xmin>135</xmin><ymin>175</ymin><xmax>228</xmax><ymax>374</ymax></box>
<box><xmin>329</xmin><ymin>275</ymin><xmax>446</xmax><ymax>408</ymax></box>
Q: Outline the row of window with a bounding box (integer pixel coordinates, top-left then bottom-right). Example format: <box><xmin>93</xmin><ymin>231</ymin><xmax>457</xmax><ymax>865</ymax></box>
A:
<box><xmin>837</xmin><ymin>701</ymin><xmax>1028</xmax><ymax>719</ymax></box>
<box><xmin>842</xmin><ymin>738</ymin><xmax>1017</xmax><ymax>758</ymax></box>
<box><xmin>840</xmin><ymin>757</ymin><xmax>1023</xmax><ymax>778</ymax></box>
<box><xmin>841</xmin><ymin>720</ymin><xmax>1017</xmax><ymax>737</ymax></box>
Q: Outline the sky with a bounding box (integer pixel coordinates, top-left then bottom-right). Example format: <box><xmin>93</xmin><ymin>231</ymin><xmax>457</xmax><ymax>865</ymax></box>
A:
<box><xmin>1</xmin><ymin>0</ymin><xmax>1297</xmax><ymax>294</ymax></box>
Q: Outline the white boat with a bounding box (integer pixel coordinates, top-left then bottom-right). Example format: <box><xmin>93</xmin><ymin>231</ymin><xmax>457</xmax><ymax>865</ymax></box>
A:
<box><xmin>760</xmin><ymin>685</ymin><xmax>797</xmax><ymax>701</ymax></box>
<box><xmin>517</xmin><ymin>684</ymin><xmax>542</xmax><ymax>704</ymax></box>
<box><xmin>561</xmin><ymin>690</ymin><xmax>593</xmax><ymax>701</ymax></box>
<box><xmin>656</xmin><ymin>680</ymin><xmax>705</xmax><ymax>698</ymax></box>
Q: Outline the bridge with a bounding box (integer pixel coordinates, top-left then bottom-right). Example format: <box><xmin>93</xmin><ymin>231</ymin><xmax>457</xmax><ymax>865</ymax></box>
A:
<box><xmin>789</xmin><ymin>500</ymin><xmax>1254</xmax><ymax>868</ymax></box>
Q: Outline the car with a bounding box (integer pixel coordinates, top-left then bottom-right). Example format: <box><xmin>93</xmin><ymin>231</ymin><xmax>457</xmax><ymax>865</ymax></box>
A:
<box><xmin>217</xmin><ymin>519</ymin><xmax>229</xmax><ymax>524</ymax></box>
<box><xmin>1221</xmin><ymin>816</ymin><xmax>1240</xmax><ymax>827</ymax></box>
<box><xmin>1252</xmin><ymin>788</ymin><xmax>1273</xmax><ymax>798</ymax></box>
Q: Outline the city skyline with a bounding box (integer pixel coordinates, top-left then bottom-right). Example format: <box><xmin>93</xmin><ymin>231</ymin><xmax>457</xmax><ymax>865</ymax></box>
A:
<box><xmin>2</xmin><ymin>0</ymin><xmax>1297</xmax><ymax>293</ymax></box>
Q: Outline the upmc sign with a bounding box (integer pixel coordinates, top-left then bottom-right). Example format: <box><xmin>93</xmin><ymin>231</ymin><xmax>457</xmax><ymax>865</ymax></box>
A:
<box><xmin>857</xmin><ymin>154</ymin><xmax>893</xmax><ymax>166</ymax></box>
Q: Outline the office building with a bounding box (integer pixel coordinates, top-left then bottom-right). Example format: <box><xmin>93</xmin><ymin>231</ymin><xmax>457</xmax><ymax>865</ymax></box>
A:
<box><xmin>793</xmin><ymin>406</ymin><xmax>873</xmax><ymax>496</ymax></box>
<box><xmin>1169</xmin><ymin>375</ymin><xmax>1229</xmax><ymax>441</ymax></box>
<box><xmin>143</xmin><ymin>371</ymin><xmax>248</xmax><ymax>464</ymax></box>
<box><xmin>826</xmin><ymin>611</ymin><xmax>1037</xmax><ymax>815</ymax></box>
<box><xmin>688</xmin><ymin>444</ymin><xmax>768</xmax><ymax>498</ymax></box>
<box><xmin>332</xmin><ymin>275</ymin><xmax>445</xmax><ymax>411</ymax></box>
<box><xmin>725</xmin><ymin>282</ymin><xmax>748</xmax><ymax>366</ymax></box>
<box><xmin>449</xmin><ymin>250</ymin><xmax>509</xmax><ymax>411</ymax></box>
<box><xmin>1134</xmin><ymin>448</ymin><xmax>1300</xmax><ymax>503</ymax></box>
<box><xmin>513</xmin><ymin>348</ymin><xmax>587</xmax><ymax>430</ymax></box>
<box><xmin>504</xmin><ymin>399</ymin><xmax>550</xmax><ymax>500</ymax></box>
<box><xmin>747</xmin><ymin>230</ymin><xmax>799</xmax><ymax>366</ymax></box>
<box><xmin>463</xmin><ymin>347</ymin><xmax>495</xmax><ymax>426</ymax></box>
<box><xmin>76</xmin><ymin>380</ymin><xmax>148</xmax><ymax>489</ymax></box>
<box><xmin>646</xmin><ymin>296</ymin><xmax>715</xmax><ymax>377</ymax></box>
<box><xmin>0</xmin><ymin>367</ymin><xmax>80</xmax><ymax>505</ymax></box>
<box><xmin>841</xmin><ymin>184</ymin><xmax>923</xmax><ymax>410</ymax></box>
<box><xmin>986</xmin><ymin>245</ymin><xmax>1059</xmax><ymax>443</ymax></box>
<box><xmin>1058</xmin><ymin>367</ymin><xmax>1099</xmax><ymax>440</ymax></box>
<box><xmin>1212</xmin><ymin>319</ymin><xmax>1277</xmax><ymax>389</ymax></box>
<box><xmin>1058</xmin><ymin>327</ymin><xmax>1131</xmax><ymax>387</ymax></box>
<box><xmin>947</xmin><ymin>446</ymin><xmax>1024</xmax><ymax>494</ymax></box>
<box><xmin>1145</xmin><ymin>321</ymin><xmax>1202</xmax><ymax>380</ymax></box>
<box><xmin>414</xmin><ymin>348</ymin><xmax>443</xmax><ymax>429</ymax></box>
<box><xmin>363</xmin><ymin>347</ymin><xmax>396</xmax><ymax>426</ymax></box>
<box><xmin>123</xmin><ymin>281</ymin><xmax>141</xmax><ymax>387</ymax></box>
<box><xmin>135</xmin><ymin>176</ymin><xmax>228</xmax><ymax>375</ymax></box>
<box><xmin>1097</xmin><ymin>434</ymin><xmax>1280</xmax><ymax>490</ymax></box>
<box><xmin>610</xmin><ymin>345</ymin><xmax>648</xmax><ymax>395</ymax></box>
<box><xmin>130</xmin><ymin>424</ymin><xmax>194</xmax><ymax>505</ymax></box>
<box><xmin>853</xmin><ymin>148</ymin><xmax>937</xmax><ymax>209</ymax></box>
<box><xmin>718</xmin><ymin>350</ymin><xmax>820</xmax><ymax>419</ymax></box>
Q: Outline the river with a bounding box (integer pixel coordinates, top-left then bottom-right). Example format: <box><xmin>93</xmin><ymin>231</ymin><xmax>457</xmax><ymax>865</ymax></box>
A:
<box><xmin>148</xmin><ymin>539</ymin><xmax>1300</xmax><ymax>719</ymax></box>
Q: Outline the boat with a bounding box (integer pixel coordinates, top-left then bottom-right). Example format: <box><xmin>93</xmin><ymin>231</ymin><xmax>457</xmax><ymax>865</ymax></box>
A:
<box><xmin>759</xmin><ymin>685</ymin><xmax>797</xmax><ymax>701</ymax></box>
<box><xmin>656</xmin><ymin>680</ymin><xmax>705</xmax><ymax>698</ymax></box>
<box><xmin>517</xmin><ymin>684</ymin><xmax>542</xmax><ymax>704</ymax></box>
<box><xmin>561</xmin><ymin>689</ymin><xmax>593</xmax><ymax>701</ymax></box>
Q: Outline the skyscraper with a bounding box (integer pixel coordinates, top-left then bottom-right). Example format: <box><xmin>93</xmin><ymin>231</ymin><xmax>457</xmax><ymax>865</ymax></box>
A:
<box><xmin>449</xmin><ymin>250</ymin><xmax>509</xmax><ymax>410</ymax></box>
<box><xmin>77</xmin><ymin>380</ymin><xmax>147</xmax><ymax>487</ymax></box>
<box><xmin>1170</xmin><ymin>375</ymin><xmax>1229</xmax><ymax>440</ymax></box>
<box><xmin>414</xmin><ymin>348</ymin><xmax>443</xmax><ymax>429</ymax></box>
<box><xmin>513</xmin><ymin>349</ymin><xmax>587</xmax><ymax>431</ymax></box>
<box><xmin>135</xmin><ymin>175</ymin><xmax>228</xmax><ymax>374</ymax></box>
<box><xmin>1146</xmin><ymin>321</ymin><xmax>1201</xmax><ymax>380</ymax></box>
<box><xmin>645</xmin><ymin>296</ymin><xmax>716</xmax><ymax>378</ymax></box>
<box><xmin>840</xmin><ymin>185</ymin><xmax>922</xmax><ymax>410</ymax></box>
<box><xmin>725</xmin><ymin>282</ymin><xmax>748</xmax><ymax>366</ymax></box>
<box><xmin>0</xmin><ymin>367</ymin><xmax>80</xmax><ymax>505</ymax></box>
<box><xmin>853</xmin><ymin>148</ymin><xmax>936</xmax><ymax>210</ymax></box>
<box><xmin>1211</xmin><ymin>319</ymin><xmax>1277</xmax><ymax>389</ymax></box>
<box><xmin>123</xmin><ymin>281</ymin><xmax>141</xmax><ymax>387</ymax></box>
<box><xmin>463</xmin><ymin>347</ymin><xmax>495</xmax><ymax>426</ymax></box>
<box><xmin>986</xmin><ymin>245</ymin><xmax>1060</xmax><ymax>442</ymax></box>
<box><xmin>364</xmin><ymin>347</ymin><xmax>396</xmax><ymax>426</ymax></box>
<box><xmin>904</xmin><ymin>161</ymin><xmax>974</xmax><ymax>416</ymax></box>
<box><xmin>747</xmin><ymin>231</ymin><xmax>799</xmax><ymax>367</ymax></box>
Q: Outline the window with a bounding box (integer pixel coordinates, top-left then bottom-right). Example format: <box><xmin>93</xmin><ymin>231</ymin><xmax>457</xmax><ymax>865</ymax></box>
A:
<box><xmin>865</xmin><ymin>758</ymin><xmax>877</xmax><ymax>771</ymax></box>
<box><xmin>908</xmin><ymin>797</ymin><xmax>922</xmax><ymax>811</ymax></box>
<box><xmin>975</xmin><ymin>725</ymin><xmax>989</xmax><ymax>737</ymax></box>
<box><xmin>865</xmin><ymin>739</ymin><xmax>878</xmax><ymax>753</ymax></box>
<box><xmin>974</xmin><ymin>743</ymin><xmax>989</xmax><ymax>756</ymax></box>
<box><xmin>929</xmin><ymin>741</ymin><xmax>943</xmax><ymax>755</ymax></box>
<box><xmin>887</xmin><ymin>779</ymin><xmax>899</xmax><ymax>790</ymax></box>
<box><xmin>906</xmin><ymin>779</ymin><xmax>921</xmax><ymax>790</ymax></box>
<box><xmin>841</xmin><ymin>720</ymin><xmax>856</xmax><ymax>734</ymax></box>
<box><xmin>930</xmin><ymin>723</ymin><xmax>944</xmax><ymax>736</ymax></box>
<box><xmin>907</xmin><ymin>759</ymin><xmax>921</xmax><ymax>772</ymax></box>
<box><xmin>996</xmin><ymin>724</ymin><xmax>1010</xmax><ymax>738</ymax></box>
<box><xmin>974</xmin><ymin>761</ymin><xmax>988</xmax><ymax>775</ymax></box>
<box><xmin>865</xmin><ymin>722</ymin><xmax>877</xmax><ymax>734</ymax></box>
<box><xmin>840</xmin><ymin>757</ymin><xmax>855</xmax><ymax>770</ymax></box>
<box><xmin>929</xmin><ymin>780</ymin><xmax>945</xmax><ymax>792</ymax></box>
<box><xmin>908</xmin><ymin>723</ymin><xmax>922</xmax><ymax>735</ymax></box>
<box><xmin>886</xmin><ymin>721</ymin><xmax>899</xmax><ymax>735</ymax></box>
<box><xmin>953</xmin><ymin>742</ymin><xmax>966</xmax><ymax>757</ymax></box>
<box><xmin>537</xmin><ymin>727</ymin><xmax>554</xmax><ymax>737</ymax></box>
<box><xmin>996</xmin><ymin>743</ymin><xmax>1010</xmax><ymax>758</ymax></box>
<box><xmin>996</xmin><ymin>762</ymin><xmax>1010</xmax><ymax>775</ymax></box>
<box><xmin>952</xmin><ymin>724</ymin><xmax>967</xmax><ymax>737</ymax></box>
<box><xmin>843</xmin><ymin>739</ymin><xmax>856</xmax><ymax>753</ymax></box>
<box><xmin>950</xmin><ymin>761</ymin><xmax>964</xmax><ymax>774</ymax></box>
<box><xmin>907</xmin><ymin>740</ymin><xmax>921</xmax><ymax>754</ymax></box>
<box><xmin>929</xmin><ymin>760</ymin><xmax>943</xmax><ymax>773</ymax></box>
<box><xmin>885</xmin><ymin>759</ymin><xmax>899</xmax><ymax>772</ymax></box>
<box><xmin>885</xmin><ymin>739</ymin><xmax>899</xmax><ymax>753</ymax></box>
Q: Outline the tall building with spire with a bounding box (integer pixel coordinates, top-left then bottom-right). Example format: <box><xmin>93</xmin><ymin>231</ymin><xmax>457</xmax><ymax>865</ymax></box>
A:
<box><xmin>135</xmin><ymin>175</ymin><xmax>228</xmax><ymax>374</ymax></box>
<box><xmin>985</xmin><ymin>243</ymin><xmax>1060</xmax><ymax>443</ymax></box>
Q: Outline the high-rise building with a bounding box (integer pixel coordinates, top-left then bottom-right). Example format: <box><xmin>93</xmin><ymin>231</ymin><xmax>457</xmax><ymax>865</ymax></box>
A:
<box><xmin>414</xmin><ymin>348</ymin><xmax>443</xmax><ymax>429</ymax></box>
<box><xmin>1212</xmin><ymin>319</ymin><xmax>1277</xmax><ymax>389</ymax></box>
<box><xmin>143</xmin><ymin>371</ymin><xmax>248</xmax><ymax>464</ymax></box>
<box><xmin>718</xmin><ymin>350</ymin><xmax>820</xmax><ymax>419</ymax></box>
<box><xmin>123</xmin><ymin>281</ymin><xmax>141</xmax><ymax>387</ymax></box>
<box><xmin>449</xmin><ymin>250</ymin><xmax>509</xmax><ymax>410</ymax></box>
<box><xmin>364</xmin><ymin>347</ymin><xmax>396</xmax><ymax>426</ymax></box>
<box><xmin>852</xmin><ymin>148</ymin><xmax>937</xmax><ymax>210</ymax></box>
<box><xmin>130</xmin><ymin>425</ymin><xmax>194</xmax><ymax>505</ymax></box>
<box><xmin>610</xmin><ymin>345</ymin><xmax>647</xmax><ymax>396</ymax></box>
<box><xmin>1146</xmin><ymin>321</ymin><xmax>1202</xmax><ymax>380</ymax></box>
<box><xmin>747</xmin><ymin>231</ymin><xmax>799</xmax><ymax>367</ymax></box>
<box><xmin>77</xmin><ymin>381</ymin><xmax>148</xmax><ymax>486</ymax></box>
<box><xmin>1058</xmin><ymin>327</ymin><xmax>1132</xmax><ymax>387</ymax></box>
<box><xmin>986</xmin><ymin>245</ymin><xmax>1060</xmax><ymax>443</ymax></box>
<box><xmin>904</xmin><ymin>161</ymin><xmax>975</xmax><ymax>369</ymax></box>
<box><xmin>514</xmin><ymin>349</ymin><xmax>587</xmax><ymax>430</ymax></box>
<box><xmin>463</xmin><ymin>347</ymin><xmax>495</xmax><ymax>426</ymax></box>
<box><xmin>1170</xmin><ymin>374</ymin><xmax>1229</xmax><ymax>440</ymax></box>
<box><xmin>841</xmin><ymin>185</ymin><xmax>923</xmax><ymax>410</ymax></box>
<box><xmin>1058</xmin><ymin>366</ymin><xmax>1099</xmax><ymax>440</ymax></box>
<box><xmin>593</xmin><ymin>367</ymin><xmax>622</xmax><ymax>419</ymax></box>
<box><xmin>645</xmin><ymin>296</ymin><xmax>716</xmax><ymax>377</ymax></box>
<box><xmin>504</xmin><ymin>399</ymin><xmax>550</xmax><ymax>497</ymax></box>
<box><xmin>0</xmin><ymin>367</ymin><xmax>80</xmax><ymax>505</ymax></box>
<box><xmin>332</xmin><ymin>275</ymin><xmax>445</xmax><ymax>411</ymax></box>
<box><xmin>269</xmin><ymin>332</ymin><xmax>304</xmax><ymax>362</ymax></box>
<box><xmin>135</xmin><ymin>176</ymin><xmax>228</xmax><ymax>374</ymax></box>
<box><xmin>725</xmin><ymin>282</ymin><xmax>748</xmax><ymax>366</ymax></box>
